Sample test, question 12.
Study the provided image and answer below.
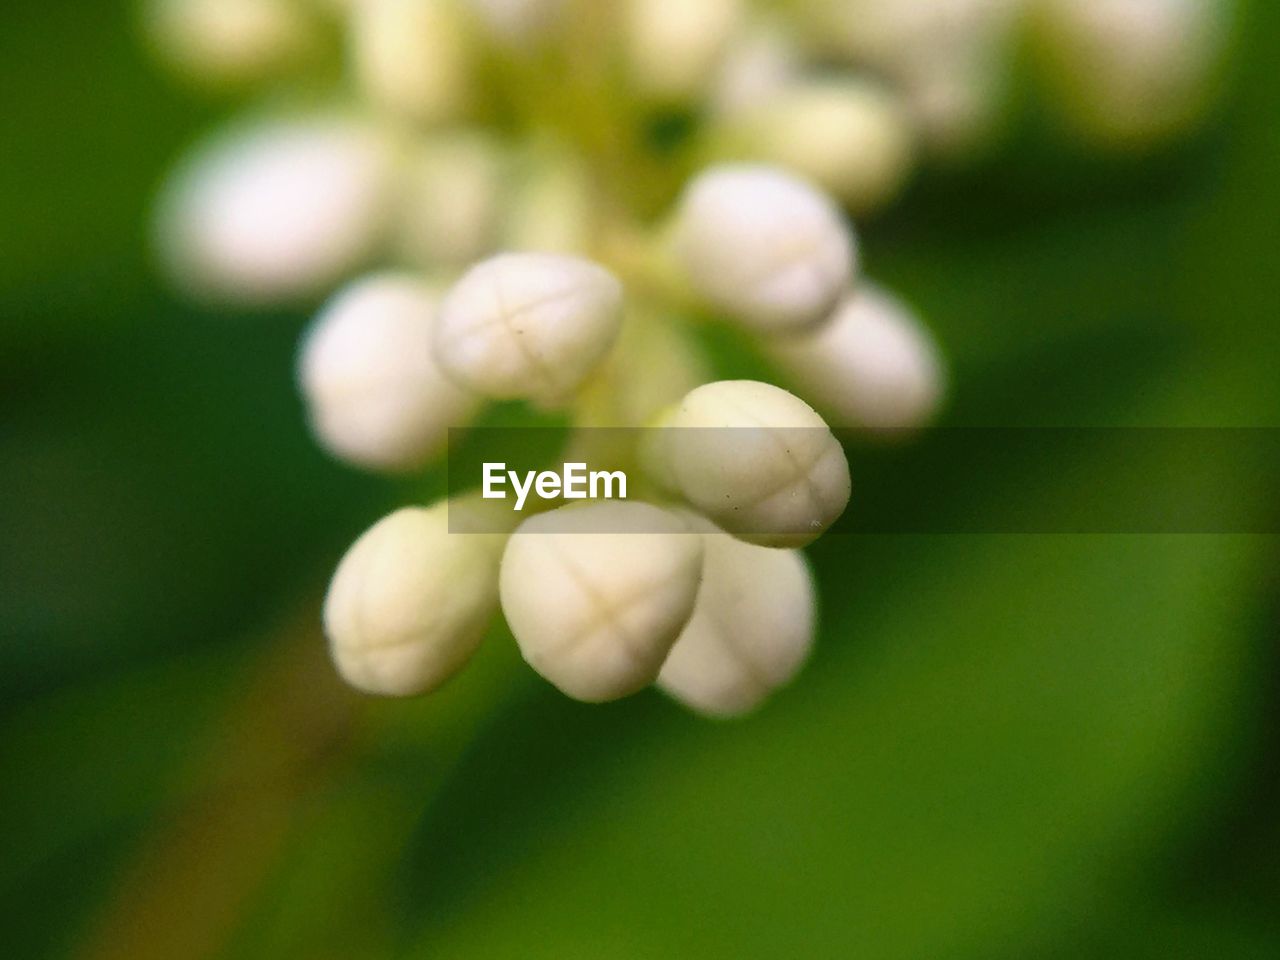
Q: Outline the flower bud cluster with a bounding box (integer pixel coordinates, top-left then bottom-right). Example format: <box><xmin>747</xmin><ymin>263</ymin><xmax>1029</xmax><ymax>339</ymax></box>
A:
<box><xmin>327</xmin><ymin>493</ymin><xmax>817</xmax><ymax>714</ymax></box>
<box><xmin>146</xmin><ymin>0</ymin><xmax>1233</xmax><ymax>716</ymax></box>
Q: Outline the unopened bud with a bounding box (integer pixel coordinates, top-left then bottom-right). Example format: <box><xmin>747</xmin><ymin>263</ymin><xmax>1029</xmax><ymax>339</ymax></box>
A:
<box><xmin>659</xmin><ymin>517</ymin><xmax>815</xmax><ymax>717</ymax></box>
<box><xmin>146</xmin><ymin>0</ymin><xmax>317</xmax><ymax>90</ymax></box>
<box><xmin>351</xmin><ymin>0</ymin><xmax>472</xmax><ymax>124</ymax></box>
<box><xmin>499</xmin><ymin>502</ymin><xmax>704</xmax><ymax>702</ymax></box>
<box><xmin>434</xmin><ymin>253</ymin><xmax>624</xmax><ymax>403</ymax></box>
<box><xmin>720</xmin><ymin>78</ymin><xmax>916</xmax><ymax>212</ymax></box>
<box><xmin>801</xmin><ymin>0</ymin><xmax>1022</xmax><ymax>157</ymax></box>
<box><xmin>298</xmin><ymin>274</ymin><xmax>480</xmax><ymax>472</ymax></box>
<box><xmin>672</xmin><ymin>165</ymin><xmax>856</xmax><ymax>333</ymax></box>
<box><xmin>624</xmin><ymin>0</ymin><xmax>744</xmax><ymax>102</ymax></box>
<box><xmin>324</xmin><ymin>504</ymin><xmax>503</xmax><ymax>697</ymax></box>
<box><xmin>803</xmin><ymin>0</ymin><xmax>1022</xmax><ymax>76</ymax></box>
<box><xmin>1036</xmin><ymin>0</ymin><xmax>1229</xmax><ymax>147</ymax></box>
<box><xmin>157</xmin><ymin>116</ymin><xmax>396</xmax><ymax>305</ymax></box>
<box><xmin>648</xmin><ymin>380</ymin><xmax>851</xmax><ymax>548</ymax></box>
<box><xmin>766</xmin><ymin>283</ymin><xmax>945</xmax><ymax>431</ymax></box>
<box><xmin>901</xmin><ymin>52</ymin><xmax>1010</xmax><ymax>159</ymax></box>
<box><xmin>709</xmin><ymin>19</ymin><xmax>801</xmax><ymax>118</ymax></box>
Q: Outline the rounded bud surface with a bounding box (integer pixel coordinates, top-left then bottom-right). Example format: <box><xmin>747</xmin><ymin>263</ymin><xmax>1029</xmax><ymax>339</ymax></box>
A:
<box><xmin>902</xmin><ymin>51</ymin><xmax>1009</xmax><ymax>158</ymax></box>
<box><xmin>625</xmin><ymin>0</ymin><xmax>744</xmax><ymax>101</ymax></box>
<box><xmin>672</xmin><ymin>166</ymin><xmax>855</xmax><ymax>333</ymax></box>
<box><xmin>351</xmin><ymin>0</ymin><xmax>472</xmax><ymax>124</ymax></box>
<box><xmin>298</xmin><ymin>274</ymin><xmax>480</xmax><ymax>472</ymax></box>
<box><xmin>157</xmin><ymin>116</ymin><xmax>395</xmax><ymax>305</ymax></box>
<box><xmin>499</xmin><ymin>502</ymin><xmax>704</xmax><ymax>702</ymax></box>
<box><xmin>710</xmin><ymin>20</ymin><xmax>801</xmax><ymax>118</ymax></box>
<box><xmin>801</xmin><ymin>0</ymin><xmax>1021</xmax><ymax>158</ymax></box>
<box><xmin>766</xmin><ymin>283</ymin><xmax>944</xmax><ymax>431</ymax></box>
<box><xmin>803</xmin><ymin>0</ymin><xmax>1021</xmax><ymax>76</ymax></box>
<box><xmin>434</xmin><ymin>253</ymin><xmax>624</xmax><ymax>402</ymax></box>
<box><xmin>650</xmin><ymin>380</ymin><xmax>851</xmax><ymax>548</ymax></box>
<box><xmin>324</xmin><ymin>505</ymin><xmax>503</xmax><ymax>697</ymax></box>
<box><xmin>147</xmin><ymin>0</ymin><xmax>317</xmax><ymax>89</ymax></box>
<box><xmin>659</xmin><ymin>517</ymin><xmax>815</xmax><ymax>717</ymax></box>
<box><xmin>729</xmin><ymin>79</ymin><xmax>916</xmax><ymax>212</ymax></box>
<box><xmin>1036</xmin><ymin>0</ymin><xmax>1228</xmax><ymax>146</ymax></box>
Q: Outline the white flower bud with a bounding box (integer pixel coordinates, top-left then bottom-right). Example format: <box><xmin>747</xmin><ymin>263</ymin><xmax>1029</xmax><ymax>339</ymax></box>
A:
<box><xmin>464</xmin><ymin>0</ymin><xmax>564</xmax><ymax>47</ymax></box>
<box><xmin>648</xmin><ymin>380</ymin><xmax>851</xmax><ymax>548</ymax></box>
<box><xmin>901</xmin><ymin>50</ymin><xmax>1010</xmax><ymax>158</ymax></box>
<box><xmin>624</xmin><ymin>0</ymin><xmax>744</xmax><ymax>102</ymax></box>
<box><xmin>351</xmin><ymin>0</ymin><xmax>472</xmax><ymax>124</ymax></box>
<box><xmin>803</xmin><ymin>0</ymin><xmax>1023</xmax><ymax>75</ymax></box>
<box><xmin>801</xmin><ymin>0</ymin><xmax>1023</xmax><ymax>157</ymax></box>
<box><xmin>146</xmin><ymin>0</ymin><xmax>317</xmax><ymax>90</ymax></box>
<box><xmin>499</xmin><ymin>502</ymin><xmax>704</xmax><ymax>702</ymax></box>
<box><xmin>720</xmin><ymin>79</ymin><xmax>916</xmax><ymax>213</ymax></box>
<box><xmin>709</xmin><ymin>20</ymin><xmax>802</xmax><ymax>118</ymax></box>
<box><xmin>672</xmin><ymin>166</ymin><xmax>856</xmax><ymax>333</ymax></box>
<box><xmin>394</xmin><ymin>134</ymin><xmax>505</xmax><ymax>268</ymax></box>
<box><xmin>433</xmin><ymin>253</ymin><xmax>624</xmax><ymax>403</ymax></box>
<box><xmin>1036</xmin><ymin>0</ymin><xmax>1229</xmax><ymax>146</ymax></box>
<box><xmin>658</xmin><ymin>517</ymin><xmax>815</xmax><ymax>717</ymax></box>
<box><xmin>298</xmin><ymin>274</ymin><xmax>480</xmax><ymax>472</ymax></box>
<box><xmin>765</xmin><ymin>283</ymin><xmax>945</xmax><ymax>431</ymax></box>
<box><xmin>324</xmin><ymin>504</ymin><xmax>503</xmax><ymax>697</ymax></box>
<box><xmin>157</xmin><ymin>116</ymin><xmax>396</xmax><ymax>306</ymax></box>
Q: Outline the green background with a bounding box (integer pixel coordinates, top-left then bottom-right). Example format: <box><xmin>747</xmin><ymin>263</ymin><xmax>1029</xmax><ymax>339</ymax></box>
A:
<box><xmin>2</xmin><ymin>2</ymin><xmax>1278</xmax><ymax>958</ymax></box>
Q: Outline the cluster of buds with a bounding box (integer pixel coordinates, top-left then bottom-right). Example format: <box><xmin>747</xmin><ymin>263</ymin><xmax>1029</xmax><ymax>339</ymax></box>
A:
<box><xmin>147</xmin><ymin>0</ymin><xmax>1232</xmax><ymax>715</ymax></box>
<box><xmin>309</xmin><ymin>187</ymin><xmax>865</xmax><ymax>716</ymax></box>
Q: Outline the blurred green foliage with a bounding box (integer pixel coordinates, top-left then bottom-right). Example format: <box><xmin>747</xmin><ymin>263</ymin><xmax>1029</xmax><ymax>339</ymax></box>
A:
<box><xmin>2</xmin><ymin>2</ymin><xmax>1278</xmax><ymax>959</ymax></box>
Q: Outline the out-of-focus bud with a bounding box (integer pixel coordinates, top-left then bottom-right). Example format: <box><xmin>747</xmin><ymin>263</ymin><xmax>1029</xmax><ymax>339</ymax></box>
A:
<box><xmin>146</xmin><ymin>0</ymin><xmax>317</xmax><ymax>91</ymax></box>
<box><xmin>351</xmin><ymin>0</ymin><xmax>473</xmax><ymax>124</ymax></box>
<box><xmin>567</xmin><ymin>311</ymin><xmax>711</xmax><ymax>472</ymax></box>
<box><xmin>502</xmin><ymin>146</ymin><xmax>594</xmax><ymax>255</ymax></box>
<box><xmin>157</xmin><ymin>115</ymin><xmax>397</xmax><ymax>306</ymax></box>
<box><xmin>434</xmin><ymin>253</ymin><xmax>624</xmax><ymax>403</ymax></box>
<box><xmin>671</xmin><ymin>165</ymin><xmax>856</xmax><ymax>333</ymax></box>
<box><xmin>575</xmin><ymin>310</ymin><xmax>712</xmax><ymax>429</ymax></box>
<box><xmin>901</xmin><ymin>50</ymin><xmax>1011</xmax><ymax>159</ymax></box>
<box><xmin>499</xmin><ymin>502</ymin><xmax>704</xmax><ymax>702</ymax></box>
<box><xmin>658</xmin><ymin>516</ymin><xmax>814</xmax><ymax>717</ymax></box>
<box><xmin>803</xmin><ymin>0</ymin><xmax>1023</xmax><ymax>75</ymax></box>
<box><xmin>801</xmin><ymin>0</ymin><xmax>1023</xmax><ymax>158</ymax></box>
<box><xmin>709</xmin><ymin>19</ymin><xmax>802</xmax><ymax>118</ymax></box>
<box><xmin>464</xmin><ymin>0</ymin><xmax>564</xmax><ymax>47</ymax></box>
<box><xmin>324</xmin><ymin>504</ymin><xmax>504</xmax><ymax>697</ymax></box>
<box><xmin>647</xmin><ymin>380</ymin><xmax>851</xmax><ymax>548</ymax></box>
<box><xmin>624</xmin><ymin>0</ymin><xmax>745</xmax><ymax>102</ymax></box>
<box><xmin>1035</xmin><ymin>0</ymin><xmax>1231</xmax><ymax>147</ymax></box>
<box><xmin>298</xmin><ymin>274</ymin><xmax>480</xmax><ymax>472</ymax></box>
<box><xmin>394</xmin><ymin>134</ymin><xmax>506</xmax><ymax>269</ymax></box>
<box><xmin>765</xmin><ymin>283</ymin><xmax>945</xmax><ymax>431</ymax></box>
<box><xmin>717</xmin><ymin>78</ymin><xmax>916</xmax><ymax>213</ymax></box>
